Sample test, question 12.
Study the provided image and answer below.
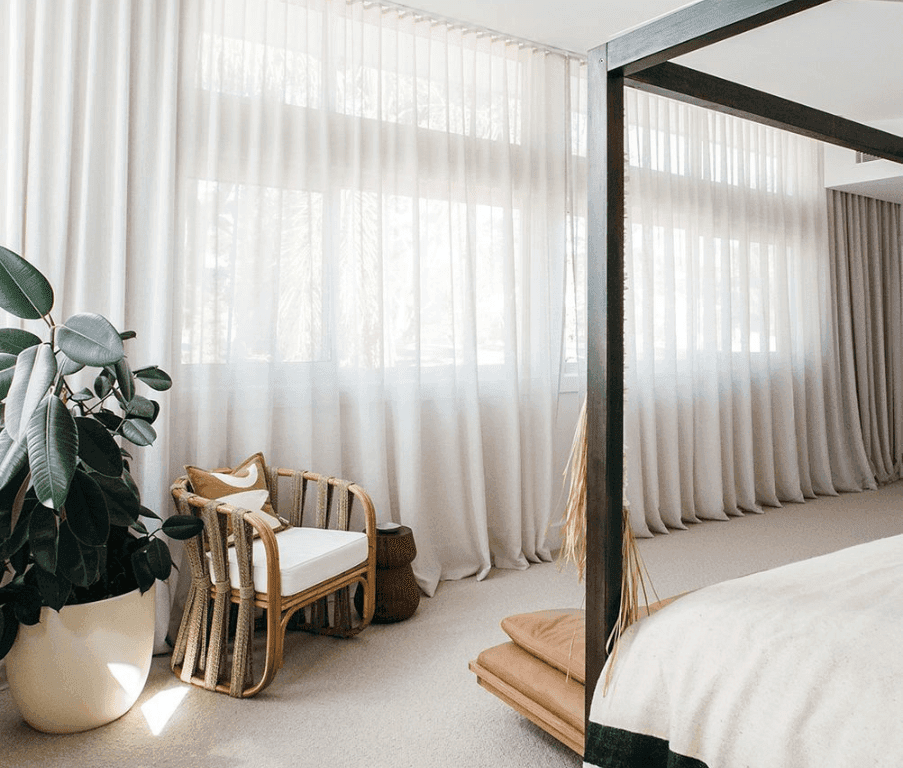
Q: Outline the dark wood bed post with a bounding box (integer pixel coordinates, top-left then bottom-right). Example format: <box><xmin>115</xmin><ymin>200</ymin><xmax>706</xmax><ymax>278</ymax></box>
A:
<box><xmin>585</xmin><ymin>44</ymin><xmax>624</xmax><ymax>719</ymax></box>
<box><xmin>582</xmin><ymin>0</ymin><xmax>903</xmax><ymax>744</ymax></box>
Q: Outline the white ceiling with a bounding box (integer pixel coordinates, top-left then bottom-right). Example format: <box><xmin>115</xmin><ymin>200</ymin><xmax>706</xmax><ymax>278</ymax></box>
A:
<box><xmin>396</xmin><ymin>0</ymin><xmax>903</xmax><ymax>128</ymax></box>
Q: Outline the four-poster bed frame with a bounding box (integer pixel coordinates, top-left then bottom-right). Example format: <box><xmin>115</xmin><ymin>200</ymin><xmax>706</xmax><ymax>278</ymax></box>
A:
<box><xmin>585</xmin><ymin>0</ymin><xmax>903</xmax><ymax>725</ymax></box>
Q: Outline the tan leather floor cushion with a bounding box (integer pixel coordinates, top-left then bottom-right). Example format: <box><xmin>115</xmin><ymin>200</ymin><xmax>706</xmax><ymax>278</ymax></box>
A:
<box><xmin>475</xmin><ymin>641</ymin><xmax>584</xmax><ymax>733</ymax></box>
<box><xmin>501</xmin><ymin>608</ymin><xmax>585</xmax><ymax>684</ymax></box>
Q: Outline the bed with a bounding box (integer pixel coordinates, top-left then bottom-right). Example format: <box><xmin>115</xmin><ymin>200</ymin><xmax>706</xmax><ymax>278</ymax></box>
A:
<box><xmin>473</xmin><ymin>0</ymin><xmax>903</xmax><ymax>761</ymax></box>
<box><xmin>586</xmin><ymin>534</ymin><xmax>903</xmax><ymax>766</ymax></box>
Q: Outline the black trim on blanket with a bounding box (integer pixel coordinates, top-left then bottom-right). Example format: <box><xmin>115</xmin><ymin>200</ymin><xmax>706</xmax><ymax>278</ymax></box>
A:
<box><xmin>585</xmin><ymin>723</ymin><xmax>710</xmax><ymax>768</ymax></box>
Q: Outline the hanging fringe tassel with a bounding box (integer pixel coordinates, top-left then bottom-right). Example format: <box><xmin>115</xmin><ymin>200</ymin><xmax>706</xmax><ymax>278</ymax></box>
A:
<box><xmin>559</xmin><ymin>395</ymin><xmax>657</xmax><ymax>694</ymax></box>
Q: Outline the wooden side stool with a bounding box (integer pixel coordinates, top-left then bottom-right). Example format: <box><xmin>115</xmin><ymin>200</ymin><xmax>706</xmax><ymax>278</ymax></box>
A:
<box><xmin>355</xmin><ymin>523</ymin><xmax>420</xmax><ymax>623</ymax></box>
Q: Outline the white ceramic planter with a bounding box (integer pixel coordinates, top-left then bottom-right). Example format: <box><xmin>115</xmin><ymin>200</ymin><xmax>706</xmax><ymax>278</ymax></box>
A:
<box><xmin>5</xmin><ymin>584</ymin><xmax>156</xmax><ymax>733</ymax></box>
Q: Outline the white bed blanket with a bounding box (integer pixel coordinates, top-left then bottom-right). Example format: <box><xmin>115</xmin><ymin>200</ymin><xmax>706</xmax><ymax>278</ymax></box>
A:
<box><xmin>586</xmin><ymin>534</ymin><xmax>903</xmax><ymax>768</ymax></box>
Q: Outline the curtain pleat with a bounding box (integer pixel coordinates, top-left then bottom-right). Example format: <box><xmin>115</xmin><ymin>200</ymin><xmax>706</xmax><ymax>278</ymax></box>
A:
<box><xmin>1</xmin><ymin>0</ymin><xmax>585</xmax><ymax>639</ymax></box>
<box><xmin>623</xmin><ymin>90</ymin><xmax>876</xmax><ymax>536</ymax></box>
<box><xmin>827</xmin><ymin>190</ymin><xmax>903</xmax><ymax>484</ymax></box>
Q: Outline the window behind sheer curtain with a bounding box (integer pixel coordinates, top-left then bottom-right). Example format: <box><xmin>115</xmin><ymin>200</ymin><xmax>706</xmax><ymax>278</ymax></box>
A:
<box><xmin>623</xmin><ymin>89</ymin><xmax>874</xmax><ymax>537</ymax></box>
<box><xmin>174</xmin><ymin>0</ymin><xmax>587</xmax><ymax>595</ymax></box>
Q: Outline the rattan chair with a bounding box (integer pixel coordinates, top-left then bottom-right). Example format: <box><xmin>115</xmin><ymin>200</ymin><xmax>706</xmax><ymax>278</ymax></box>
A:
<box><xmin>170</xmin><ymin>467</ymin><xmax>376</xmax><ymax>697</ymax></box>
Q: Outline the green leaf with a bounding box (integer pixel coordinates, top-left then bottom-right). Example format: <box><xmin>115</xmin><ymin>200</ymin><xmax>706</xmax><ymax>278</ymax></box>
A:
<box><xmin>91</xmin><ymin>472</ymin><xmax>141</xmax><ymax>527</ymax></box>
<box><xmin>130</xmin><ymin>548</ymin><xmax>156</xmax><ymax>592</ymax></box>
<box><xmin>75</xmin><ymin>417</ymin><xmax>123</xmax><ymax>477</ymax></box>
<box><xmin>0</xmin><ymin>495</ymin><xmax>31</xmax><ymax>562</ymax></box>
<box><xmin>0</xmin><ymin>328</ymin><xmax>42</xmax><ymax>356</ymax></box>
<box><xmin>0</xmin><ymin>604</ymin><xmax>19</xmax><ymax>660</ymax></box>
<box><xmin>5</xmin><ymin>343</ymin><xmax>56</xmax><ymax>442</ymax></box>
<box><xmin>139</xmin><ymin>504</ymin><xmax>160</xmax><ymax>520</ymax></box>
<box><xmin>130</xmin><ymin>518</ymin><xmax>149</xmax><ymax>535</ymax></box>
<box><xmin>133</xmin><ymin>366</ymin><xmax>172</xmax><ymax>392</ymax></box>
<box><xmin>0</xmin><ymin>352</ymin><xmax>18</xmax><ymax>401</ymax></box>
<box><xmin>64</xmin><ymin>470</ymin><xmax>110</xmax><ymax>547</ymax></box>
<box><xmin>69</xmin><ymin>387</ymin><xmax>94</xmax><ymax>403</ymax></box>
<box><xmin>12</xmin><ymin>585</ymin><xmax>42</xmax><ymax>626</ymax></box>
<box><xmin>119</xmin><ymin>418</ymin><xmax>156</xmax><ymax>447</ymax></box>
<box><xmin>91</xmin><ymin>409</ymin><xmax>122</xmax><ymax>432</ymax></box>
<box><xmin>55</xmin><ymin>313</ymin><xmax>124</xmax><ymax>367</ymax></box>
<box><xmin>0</xmin><ymin>430</ymin><xmax>28</xmax><ymax>491</ymax></box>
<box><xmin>119</xmin><ymin>330</ymin><xmax>137</xmax><ymax>341</ymax></box>
<box><xmin>146</xmin><ymin>537</ymin><xmax>172</xmax><ymax>580</ymax></box>
<box><xmin>94</xmin><ymin>370</ymin><xmax>114</xmax><ymax>399</ymax></box>
<box><xmin>28</xmin><ymin>503</ymin><xmax>58</xmax><ymax>573</ymax></box>
<box><xmin>33</xmin><ymin>568</ymin><xmax>71</xmax><ymax>612</ymax></box>
<box><xmin>162</xmin><ymin>514</ymin><xmax>204</xmax><ymax>540</ymax></box>
<box><xmin>25</xmin><ymin>394</ymin><xmax>78</xmax><ymax>509</ymax></box>
<box><xmin>57</xmin><ymin>351</ymin><xmax>84</xmax><ymax>376</ymax></box>
<box><xmin>114</xmin><ymin>357</ymin><xmax>134</xmax><ymax>402</ymax></box>
<box><xmin>125</xmin><ymin>395</ymin><xmax>155</xmax><ymax>421</ymax></box>
<box><xmin>57</xmin><ymin>522</ymin><xmax>100</xmax><ymax>588</ymax></box>
<box><xmin>0</xmin><ymin>247</ymin><xmax>54</xmax><ymax>320</ymax></box>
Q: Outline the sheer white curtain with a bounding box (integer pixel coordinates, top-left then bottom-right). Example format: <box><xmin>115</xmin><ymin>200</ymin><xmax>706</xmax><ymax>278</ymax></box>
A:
<box><xmin>172</xmin><ymin>0</ymin><xmax>586</xmax><ymax>595</ymax></box>
<box><xmin>0</xmin><ymin>0</ymin><xmax>181</xmax><ymax>649</ymax></box>
<box><xmin>0</xmin><ymin>0</ymin><xmax>585</xmax><ymax>644</ymax></box>
<box><xmin>622</xmin><ymin>90</ymin><xmax>875</xmax><ymax>537</ymax></box>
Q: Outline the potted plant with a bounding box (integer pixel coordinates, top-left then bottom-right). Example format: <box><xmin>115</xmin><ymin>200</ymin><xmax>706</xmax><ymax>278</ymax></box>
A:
<box><xmin>0</xmin><ymin>245</ymin><xmax>203</xmax><ymax>732</ymax></box>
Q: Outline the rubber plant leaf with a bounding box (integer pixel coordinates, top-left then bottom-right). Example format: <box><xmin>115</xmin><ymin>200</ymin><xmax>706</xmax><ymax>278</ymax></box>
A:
<box><xmin>91</xmin><ymin>471</ymin><xmax>141</xmax><ymax>527</ymax></box>
<box><xmin>33</xmin><ymin>567</ymin><xmax>71</xmax><ymax>612</ymax></box>
<box><xmin>0</xmin><ymin>328</ymin><xmax>42</xmax><ymax>356</ymax></box>
<box><xmin>75</xmin><ymin>416</ymin><xmax>123</xmax><ymax>478</ymax></box>
<box><xmin>0</xmin><ymin>352</ymin><xmax>18</xmax><ymax>401</ymax></box>
<box><xmin>91</xmin><ymin>409</ymin><xmax>122</xmax><ymax>432</ymax></box>
<box><xmin>25</xmin><ymin>394</ymin><xmax>78</xmax><ymax>510</ymax></box>
<box><xmin>68</xmin><ymin>387</ymin><xmax>94</xmax><ymax>403</ymax></box>
<box><xmin>133</xmin><ymin>365</ymin><xmax>173</xmax><ymax>392</ymax></box>
<box><xmin>0</xmin><ymin>429</ymin><xmax>28</xmax><ymax>492</ymax></box>
<box><xmin>57</xmin><ymin>351</ymin><xmax>84</xmax><ymax>376</ymax></box>
<box><xmin>146</xmin><ymin>537</ymin><xmax>172</xmax><ymax>581</ymax></box>
<box><xmin>114</xmin><ymin>356</ymin><xmax>134</xmax><ymax>402</ymax></box>
<box><xmin>57</xmin><ymin>522</ymin><xmax>95</xmax><ymax>588</ymax></box>
<box><xmin>12</xmin><ymin>584</ymin><xmax>42</xmax><ymax>626</ymax></box>
<box><xmin>28</xmin><ymin>503</ymin><xmax>58</xmax><ymax>574</ymax></box>
<box><xmin>5</xmin><ymin>343</ymin><xmax>56</xmax><ymax>443</ymax></box>
<box><xmin>0</xmin><ymin>246</ymin><xmax>54</xmax><ymax>320</ymax></box>
<box><xmin>55</xmin><ymin>313</ymin><xmax>124</xmax><ymax>367</ymax></box>
<box><xmin>0</xmin><ymin>496</ymin><xmax>31</xmax><ymax>562</ymax></box>
<box><xmin>125</xmin><ymin>395</ymin><xmax>156</xmax><ymax>421</ymax></box>
<box><xmin>94</xmin><ymin>369</ymin><xmax>114</xmax><ymax>399</ymax></box>
<box><xmin>64</xmin><ymin>470</ymin><xmax>110</xmax><ymax>547</ymax></box>
<box><xmin>0</xmin><ymin>604</ymin><xmax>17</xmax><ymax>659</ymax></box>
<box><xmin>162</xmin><ymin>514</ymin><xmax>205</xmax><ymax>540</ymax></box>
<box><xmin>120</xmin><ymin>418</ymin><xmax>156</xmax><ymax>447</ymax></box>
<box><xmin>130</xmin><ymin>547</ymin><xmax>156</xmax><ymax>593</ymax></box>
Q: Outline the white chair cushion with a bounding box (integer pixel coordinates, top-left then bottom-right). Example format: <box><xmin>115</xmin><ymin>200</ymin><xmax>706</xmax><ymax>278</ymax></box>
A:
<box><xmin>208</xmin><ymin>527</ymin><xmax>369</xmax><ymax>596</ymax></box>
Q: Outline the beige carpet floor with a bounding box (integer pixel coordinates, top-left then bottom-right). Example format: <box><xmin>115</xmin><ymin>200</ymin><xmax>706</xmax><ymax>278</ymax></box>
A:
<box><xmin>1</xmin><ymin>481</ymin><xmax>901</xmax><ymax>767</ymax></box>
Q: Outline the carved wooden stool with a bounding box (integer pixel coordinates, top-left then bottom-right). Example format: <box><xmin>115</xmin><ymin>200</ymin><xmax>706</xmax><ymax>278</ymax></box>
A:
<box><xmin>355</xmin><ymin>524</ymin><xmax>420</xmax><ymax>623</ymax></box>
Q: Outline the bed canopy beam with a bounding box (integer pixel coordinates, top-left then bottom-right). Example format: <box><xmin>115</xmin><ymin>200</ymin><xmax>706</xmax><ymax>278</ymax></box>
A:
<box><xmin>606</xmin><ymin>0</ymin><xmax>831</xmax><ymax>76</ymax></box>
<box><xmin>627</xmin><ymin>63</ymin><xmax>903</xmax><ymax>164</ymax></box>
<box><xmin>585</xmin><ymin>0</ymin><xmax>902</xmax><ymax>733</ymax></box>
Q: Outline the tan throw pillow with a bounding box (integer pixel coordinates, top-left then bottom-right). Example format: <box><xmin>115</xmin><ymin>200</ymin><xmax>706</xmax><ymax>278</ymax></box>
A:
<box><xmin>185</xmin><ymin>452</ymin><xmax>287</xmax><ymax>534</ymax></box>
<box><xmin>500</xmin><ymin>608</ymin><xmax>585</xmax><ymax>685</ymax></box>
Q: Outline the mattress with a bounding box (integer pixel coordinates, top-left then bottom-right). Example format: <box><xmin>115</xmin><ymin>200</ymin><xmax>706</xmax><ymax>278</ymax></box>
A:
<box><xmin>585</xmin><ymin>534</ymin><xmax>903</xmax><ymax>768</ymax></box>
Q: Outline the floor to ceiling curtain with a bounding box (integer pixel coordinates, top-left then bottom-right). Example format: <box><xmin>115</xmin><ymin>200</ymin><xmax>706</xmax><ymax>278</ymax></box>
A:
<box><xmin>173</xmin><ymin>0</ymin><xmax>586</xmax><ymax>597</ymax></box>
<box><xmin>827</xmin><ymin>190</ymin><xmax>903</xmax><ymax>484</ymax></box>
<box><xmin>0</xmin><ymin>0</ymin><xmax>181</xmax><ymax>650</ymax></box>
<box><xmin>0</xmin><ymin>0</ymin><xmax>586</xmax><ymax>649</ymax></box>
<box><xmin>622</xmin><ymin>90</ymin><xmax>876</xmax><ymax>537</ymax></box>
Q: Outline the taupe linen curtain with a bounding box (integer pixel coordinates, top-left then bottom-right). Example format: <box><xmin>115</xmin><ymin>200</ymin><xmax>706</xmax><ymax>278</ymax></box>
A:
<box><xmin>827</xmin><ymin>190</ymin><xmax>903</xmax><ymax>484</ymax></box>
